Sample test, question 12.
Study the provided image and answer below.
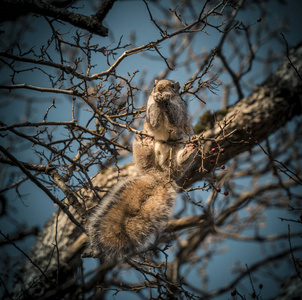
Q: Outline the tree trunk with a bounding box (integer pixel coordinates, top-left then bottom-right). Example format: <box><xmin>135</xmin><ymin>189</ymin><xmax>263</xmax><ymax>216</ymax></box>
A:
<box><xmin>12</xmin><ymin>43</ymin><xmax>302</xmax><ymax>298</ymax></box>
<box><xmin>183</xmin><ymin>42</ymin><xmax>302</xmax><ymax>185</ymax></box>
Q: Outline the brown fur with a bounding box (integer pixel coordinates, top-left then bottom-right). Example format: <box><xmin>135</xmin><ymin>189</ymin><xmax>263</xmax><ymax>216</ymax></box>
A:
<box><xmin>87</xmin><ymin>79</ymin><xmax>196</xmax><ymax>261</ymax></box>
<box><xmin>145</xmin><ymin>79</ymin><xmax>192</xmax><ymax>141</ymax></box>
<box><xmin>88</xmin><ymin>174</ymin><xmax>176</xmax><ymax>260</ymax></box>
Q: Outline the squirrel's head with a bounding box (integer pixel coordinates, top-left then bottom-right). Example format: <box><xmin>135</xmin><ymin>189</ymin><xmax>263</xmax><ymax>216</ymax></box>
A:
<box><xmin>153</xmin><ymin>79</ymin><xmax>180</xmax><ymax>94</ymax></box>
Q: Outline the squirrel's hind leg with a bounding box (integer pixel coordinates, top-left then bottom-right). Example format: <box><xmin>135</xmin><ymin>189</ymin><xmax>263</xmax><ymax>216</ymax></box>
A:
<box><xmin>176</xmin><ymin>143</ymin><xmax>196</xmax><ymax>167</ymax></box>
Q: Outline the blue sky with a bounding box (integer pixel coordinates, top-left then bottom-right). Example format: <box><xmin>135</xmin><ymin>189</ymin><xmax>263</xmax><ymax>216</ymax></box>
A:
<box><xmin>0</xmin><ymin>0</ymin><xmax>302</xmax><ymax>298</ymax></box>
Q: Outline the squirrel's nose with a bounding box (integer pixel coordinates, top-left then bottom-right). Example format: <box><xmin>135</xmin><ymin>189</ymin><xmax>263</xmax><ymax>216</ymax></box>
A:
<box><xmin>157</xmin><ymin>86</ymin><xmax>163</xmax><ymax>92</ymax></box>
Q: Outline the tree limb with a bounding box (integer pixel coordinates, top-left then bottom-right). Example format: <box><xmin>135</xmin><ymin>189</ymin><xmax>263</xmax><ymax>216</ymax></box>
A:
<box><xmin>1</xmin><ymin>0</ymin><xmax>109</xmax><ymax>37</ymax></box>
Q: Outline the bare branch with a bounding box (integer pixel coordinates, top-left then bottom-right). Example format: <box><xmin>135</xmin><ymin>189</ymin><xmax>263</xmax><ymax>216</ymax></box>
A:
<box><xmin>1</xmin><ymin>0</ymin><xmax>109</xmax><ymax>36</ymax></box>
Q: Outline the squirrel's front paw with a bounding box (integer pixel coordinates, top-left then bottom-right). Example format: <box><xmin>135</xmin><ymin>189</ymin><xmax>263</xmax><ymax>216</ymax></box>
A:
<box><xmin>161</xmin><ymin>92</ymin><xmax>171</xmax><ymax>101</ymax></box>
<box><xmin>153</xmin><ymin>92</ymin><xmax>170</xmax><ymax>103</ymax></box>
<box><xmin>143</xmin><ymin>136</ymin><xmax>154</xmax><ymax>146</ymax></box>
<box><xmin>153</xmin><ymin>92</ymin><xmax>163</xmax><ymax>102</ymax></box>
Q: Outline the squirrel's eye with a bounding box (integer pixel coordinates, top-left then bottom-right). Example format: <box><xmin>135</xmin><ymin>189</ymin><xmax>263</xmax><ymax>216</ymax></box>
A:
<box><xmin>171</xmin><ymin>84</ymin><xmax>175</xmax><ymax>88</ymax></box>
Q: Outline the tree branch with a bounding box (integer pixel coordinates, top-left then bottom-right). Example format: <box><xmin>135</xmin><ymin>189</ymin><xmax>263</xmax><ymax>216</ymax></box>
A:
<box><xmin>181</xmin><ymin>43</ymin><xmax>302</xmax><ymax>186</ymax></box>
<box><xmin>1</xmin><ymin>0</ymin><xmax>109</xmax><ymax>37</ymax></box>
<box><xmin>0</xmin><ymin>145</ymin><xmax>86</xmax><ymax>233</ymax></box>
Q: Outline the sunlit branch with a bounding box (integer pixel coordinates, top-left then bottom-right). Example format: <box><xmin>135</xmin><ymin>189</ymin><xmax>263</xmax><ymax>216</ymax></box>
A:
<box><xmin>0</xmin><ymin>121</ymin><xmax>76</xmax><ymax>131</ymax></box>
<box><xmin>0</xmin><ymin>83</ymin><xmax>83</xmax><ymax>96</ymax></box>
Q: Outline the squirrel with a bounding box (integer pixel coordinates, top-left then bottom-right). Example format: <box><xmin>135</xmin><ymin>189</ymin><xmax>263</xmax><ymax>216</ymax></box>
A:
<box><xmin>144</xmin><ymin>79</ymin><xmax>194</xmax><ymax>177</ymax></box>
<box><xmin>87</xmin><ymin>79</ymin><xmax>195</xmax><ymax>261</ymax></box>
<box><xmin>144</xmin><ymin>79</ymin><xmax>192</xmax><ymax>141</ymax></box>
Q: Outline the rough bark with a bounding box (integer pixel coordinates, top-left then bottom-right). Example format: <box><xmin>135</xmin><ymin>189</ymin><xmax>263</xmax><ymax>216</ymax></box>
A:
<box><xmin>12</xmin><ymin>165</ymin><xmax>138</xmax><ymax>298</ymax></box>
<box><xmin>182</xmin><ymin>42</ymin><xmax>302</xmax><ymax>186</ymax></box>
<box><xmin>11</xmin><ymin>43</ymin><xmax>302</xmax><ymax>298</ymax></box>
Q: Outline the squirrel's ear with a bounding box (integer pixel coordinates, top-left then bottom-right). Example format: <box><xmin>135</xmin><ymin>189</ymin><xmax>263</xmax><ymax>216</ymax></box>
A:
<box><xmin>175</xmin><ymin>81</ymin><xmax>180</xmax><ymax>91</ymax></box>
<box><xmin>154</xmin><ymin>79</ymin><xmax>158</xmax><ymax>86</ymax></box>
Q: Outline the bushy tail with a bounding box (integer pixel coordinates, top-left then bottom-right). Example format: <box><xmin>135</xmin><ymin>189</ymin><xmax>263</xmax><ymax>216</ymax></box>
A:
<box><xmin>87</xmin><ymin>174</ymin><xmax>176</xmax><ymax>261</ymax></box>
